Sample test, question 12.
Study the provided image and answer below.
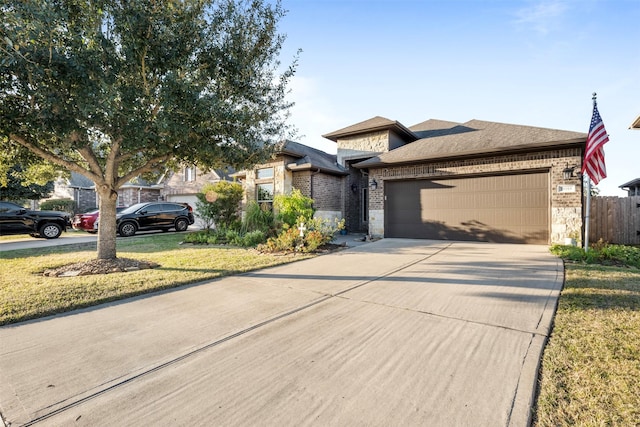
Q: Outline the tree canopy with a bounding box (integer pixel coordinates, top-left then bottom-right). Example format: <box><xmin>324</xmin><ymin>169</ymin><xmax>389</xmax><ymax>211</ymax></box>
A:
<box><xmin>0</xmin><ymin>0</ymin><xmax>298</xmax><ymax>259</ymax></box>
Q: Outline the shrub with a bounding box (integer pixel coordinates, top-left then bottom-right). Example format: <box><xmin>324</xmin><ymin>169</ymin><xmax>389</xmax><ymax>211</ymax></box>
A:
<box><xmin>183</xmin><ymin>228</ymin><xmax>268</xmax><ymax>247</ymax></box>
<box><xmin>273</xmin><ymin>189</ymin><xmax>314</xmax><ymax>228</ymax></box>
<box><xmin>241</xmin><ymin>230</ymin><xmax>267</xmax><ymax>247</ymax></box>
<box><xmin>550</xmin><ymin>241</ymin><xmax>640</xmax><ymax>268</ymax></box>
<box><xmin>258</xmin><ymin>216</ymin><xmax>345</xmax><ymax>253</ymax></box>
<box><xmin>242</xmin><ymin>201</ymin><xmax>274</xmax><ymax>235</ymax></box>
<box><xmin>196</xmin><ymin>181</ymin><xmax>243</xmax><ymax>230</ymax></box>
<box><xmin>39</xmin><ymin>198</ymin><xmax>75</xmax><ymax>213</ymax></box>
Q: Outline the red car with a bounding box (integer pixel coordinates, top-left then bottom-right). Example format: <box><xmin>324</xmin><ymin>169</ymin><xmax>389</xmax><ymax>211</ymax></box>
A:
<box><xmin>72</xmin><ymin>209</ymin><xmax>100</xmax><ymax>233</ymax></box>
<box><xmin>72</xmin><ymin>208</ymin><xmax>125</xmax><ymax>233</ymax></box>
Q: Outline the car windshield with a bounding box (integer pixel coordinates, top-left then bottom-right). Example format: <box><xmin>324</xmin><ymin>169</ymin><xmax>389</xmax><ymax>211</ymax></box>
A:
<box><xmin>119</xmin><ymin>203</ymin><xmax>147</xmax><ymax>214</ymax></box>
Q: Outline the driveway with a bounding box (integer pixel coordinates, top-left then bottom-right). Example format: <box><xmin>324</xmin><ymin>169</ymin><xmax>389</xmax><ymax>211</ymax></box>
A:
<box><xmin>0</xmin><ymin>239</ymin><xmax>562</xmax><ymax>426</ymax></box>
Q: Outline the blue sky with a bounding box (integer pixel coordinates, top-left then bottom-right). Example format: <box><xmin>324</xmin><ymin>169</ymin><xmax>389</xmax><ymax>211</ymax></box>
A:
<box><xmin>276</xmin><ymin>0</ymin><xmax>640</xmax><ymax>196</ymax></box>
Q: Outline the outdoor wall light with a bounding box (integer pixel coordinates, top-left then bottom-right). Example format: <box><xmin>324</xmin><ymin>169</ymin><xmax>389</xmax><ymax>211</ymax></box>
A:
<box><xmin>370</xmin><ymin>179</ymin><xmax>378</xmax><ymax>190</ymax></box>
<box><xmin>351</xmin><ymin>183</ymin><xmax>358</xmax><ymax>193</ymax></box>
<box><xmin>563</xmin><ymin>164</ymin><xmax>577</xmax><ymax>180</ymax></box>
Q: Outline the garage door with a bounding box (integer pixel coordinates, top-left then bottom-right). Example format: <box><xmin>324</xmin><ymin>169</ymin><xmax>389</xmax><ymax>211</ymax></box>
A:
<box><xmin>166</xmin><ymin>195</ymin><xmax>201</xmax><ymax>228</ymax></box>
<box><xmin>385</xmin><ymin>173</ymin><xmax>549</xmax><ymax>244</ymax></box>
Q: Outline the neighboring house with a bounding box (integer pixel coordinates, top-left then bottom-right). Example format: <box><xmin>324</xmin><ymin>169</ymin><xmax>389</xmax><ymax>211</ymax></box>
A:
<box><xmin>46</xmin><ymin>172</ymin><xmax>97</xmax><ymax>213</ymax></box>
<box><xmin>45</xmin><ymin>172</ymin><xmax>161</xmax><ymax>212</ymax></box>
<box><xmin>160</xmin><ymin>165</ymin><xmax>234</xmax><ymax>227</ymax></box>
<box><xmin>242</xmin><ymin>116</ymin><xmax>587</xmax><ymax>244</ymax></box>
<box><xmin>117</xmin><ymin>177</ymin><xmax>162</xmax><ymax>208</ymax></box>
<box><xmin>619</xmin><ymin>178</ymin><xmax>640</xmax><ymax>196</ymax></box>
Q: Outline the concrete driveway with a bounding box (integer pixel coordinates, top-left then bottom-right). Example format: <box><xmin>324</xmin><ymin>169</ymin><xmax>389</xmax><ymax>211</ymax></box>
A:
<box><xmin>0</xmin><ymin>239</ymin><xmax>562</xmax><ymax>426</ymax></box>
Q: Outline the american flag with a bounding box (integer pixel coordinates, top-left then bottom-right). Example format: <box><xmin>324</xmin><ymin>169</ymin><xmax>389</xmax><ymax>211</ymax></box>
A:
<box><xmin>582</xmin><ymin>102</ymin><xmax>609</xmax><ymax>184</ymax></box>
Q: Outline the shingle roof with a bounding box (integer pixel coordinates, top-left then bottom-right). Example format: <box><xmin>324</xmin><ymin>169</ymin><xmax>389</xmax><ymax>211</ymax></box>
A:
<box><xmin>322</xmin><ymin>116</ymin><xmax>417</xmax><ymax>142</ymax></box>
<box><xmin>68</xmin><ymin>172</ymin><xmax>95</xmax><ymax>189</ymax></box>
<box><xmin>619</xmin><ymin>178</ymin><xmax>640</xmax><ymax>189</ymax></box>
<box><xmin>279</xmin><ymin>140</ymin><xmax>348</xmax><ymax>175</ymax></box>
<box><xmin>354</xmin><ymin>119</ymin><xmax>587</xmax><ymax>168</ymax></box>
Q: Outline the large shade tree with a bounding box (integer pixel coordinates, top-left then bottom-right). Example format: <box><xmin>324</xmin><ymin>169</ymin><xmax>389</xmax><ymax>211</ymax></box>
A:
<box><xmin>0</xmin><ymin>0</ymin><xmax>297</xmax><ymax>259</ymax></box>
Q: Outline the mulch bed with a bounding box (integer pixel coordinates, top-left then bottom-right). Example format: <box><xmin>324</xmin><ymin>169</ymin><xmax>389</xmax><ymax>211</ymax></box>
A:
<box><xmin>43</xmin><ymin>258</ymin><xmax>160</xmax><ymax>277</ymax></box>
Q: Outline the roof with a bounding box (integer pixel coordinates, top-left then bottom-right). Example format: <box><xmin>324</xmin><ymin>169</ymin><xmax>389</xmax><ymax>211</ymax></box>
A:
<box><xmin>322</xmin><ymin>116</ymin><xmax>418</xmax><ymax>142</ymax></box>
<box><xmin>354</xmin><ymin>119</ymin><xmax>587</xmax><ymax>168</ymax></box>
<box><xmin>630</xmin><ymin>115</ymin><xmax>640</xmax><ymax>129</ymax></box>
<box><xmin>68</xmin><ymin>172</ymin><xmax>95</xmax><ymax>189</ymax></box>
<box><xmin>619</xmin><ymin>178</ymin><xmax>640</xmax><ymax>189</ymax></box>
<box><xmin>279</xmin><ymin>140</ymin><xmax>348</xmax><ymax>175</ymax></box>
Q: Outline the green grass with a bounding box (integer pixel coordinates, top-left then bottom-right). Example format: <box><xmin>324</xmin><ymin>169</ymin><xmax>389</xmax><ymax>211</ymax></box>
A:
<box><xmin>0</xmin><ymin>233</ymin><xmax>312</xmax><ymax>325</ymax></box>
<box><xmin>534</xmin><ymin>249</ymin><xmax>640</xmax><ymax>425</ymax></box>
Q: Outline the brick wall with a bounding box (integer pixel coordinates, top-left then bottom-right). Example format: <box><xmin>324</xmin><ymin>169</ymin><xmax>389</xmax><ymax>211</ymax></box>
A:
<box><xmin>117</xmin><ymin>188</ymin><xmax>161</xmax><ymax>207</ymax></box>
<box><xmin>161</xmin><ymin>168</ymin><xmax>223</xmax><ymax>198</ymax></box>
<box><xmin>311</xmin><ymin>173</ymin><xmax>342</xmax><ymax>211</ymax></box>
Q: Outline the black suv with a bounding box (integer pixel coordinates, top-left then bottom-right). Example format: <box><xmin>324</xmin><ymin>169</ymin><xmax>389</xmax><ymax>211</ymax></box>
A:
<box><xmin>109</xmin><ymin>202</ymin><xmax>195</xmax><ymax>237</ymax></box>
<box><xmin>0</xmin><ymin>201</ymin><xmax>72</xmax><ymax>239</ymax></box>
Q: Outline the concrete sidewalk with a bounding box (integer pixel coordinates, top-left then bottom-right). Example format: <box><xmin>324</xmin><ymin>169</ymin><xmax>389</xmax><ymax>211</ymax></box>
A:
<box><xmin>0</xmin><ymin>239</ymin><xmax>563</xmax><ymax>426</ymax></box>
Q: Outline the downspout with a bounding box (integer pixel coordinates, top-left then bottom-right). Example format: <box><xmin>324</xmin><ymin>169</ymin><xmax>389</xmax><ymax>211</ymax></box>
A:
<box><xmin>310</xmin><ymin>168</ymin><xmax>321</xmax><ymax>200</ymax></box>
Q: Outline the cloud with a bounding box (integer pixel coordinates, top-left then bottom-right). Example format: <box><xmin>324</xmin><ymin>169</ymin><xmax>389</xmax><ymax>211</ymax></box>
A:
<box><xmin>514</xmin><ymin>0</ymin><xmax>569</xmax><ymax>34</ymax></box>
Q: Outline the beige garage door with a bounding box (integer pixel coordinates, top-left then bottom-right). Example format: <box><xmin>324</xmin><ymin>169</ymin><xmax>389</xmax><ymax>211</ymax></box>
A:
<box><xmin>385</xmin><ymin>173</ymin><xmax>549</xmax><ymax>244</ymax></box>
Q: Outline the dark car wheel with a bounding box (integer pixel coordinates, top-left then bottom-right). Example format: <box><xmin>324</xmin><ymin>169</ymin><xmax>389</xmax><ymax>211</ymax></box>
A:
<box><xmin>39</xmin><ymin>223</ymin><xmax>63</xmax><ymax>239</ymax></box>
<box><xmin>175</xmin><ymin>218</ymin><xmax>189</xmax><ymax>232</ymax></box>
<box><xmin>118</xmin><ymin>222</ymin><xmax>137</xmax><ymax>237</ymax></box>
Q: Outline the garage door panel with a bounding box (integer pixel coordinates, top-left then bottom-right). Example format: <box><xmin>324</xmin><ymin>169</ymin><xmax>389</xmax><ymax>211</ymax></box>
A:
<box><xmin>385</xmin><ymin>173</ymin><xmax>549</xmax><ymax>244</ymax></box>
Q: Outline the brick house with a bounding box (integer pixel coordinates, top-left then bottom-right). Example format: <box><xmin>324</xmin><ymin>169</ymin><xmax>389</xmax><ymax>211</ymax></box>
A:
<box><xmin>46</xmin><ymin>172</ymin><xmax>97</xmax><ymax>213</ymax></box>
<box><xmin>244</xmin><ymin>116</ymin><xmax>587</xmax><ymax>244</ymax></box>
<box><xmin>160</xmin><ymin>166</ymin><xmax>234</xmax><ymax>226</ymax></box>
<box><xmin>234</xmin><ymin>140</ymin><xmax>348</xmax><ymax>223</ymax></box>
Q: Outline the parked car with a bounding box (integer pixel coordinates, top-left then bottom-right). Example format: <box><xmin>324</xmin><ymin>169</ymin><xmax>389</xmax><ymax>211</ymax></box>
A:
<box><xmin>72</xmin><ymin>207</ymin><xmax>125</xmax><ymax>233</ymax></box>
<box><xmin>95</xmin><ymin>202</ymin><xmax>195</xmax><ymax>237</ymax></box>
<box><xmin>0</xmin><ymin>201</ymin><xmax>72</xmax><ymax>239</ymax></box>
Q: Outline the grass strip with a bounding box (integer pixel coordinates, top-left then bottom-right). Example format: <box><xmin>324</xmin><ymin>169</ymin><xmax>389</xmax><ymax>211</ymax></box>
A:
<box><xmin>0</xmin><ymin>233</ymin><xmax>311</xmax><ymax>325</ymax></box>
<box><xmin>534</xmin><ymin>262</ymin><xmax>640</xmax><ymax>425</ymax></box>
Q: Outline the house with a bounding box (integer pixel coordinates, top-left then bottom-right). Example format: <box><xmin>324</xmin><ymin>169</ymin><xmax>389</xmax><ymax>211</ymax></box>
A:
<box><xmin>46</xmin><ymin>172</ymin><xmax>97</xmax><ymax>213</ymax></box>
<box><xmin>160</xmin><ymin>165</ymin><xmax>234</xmax><ymax>226</ymax></box>
<box><xmin>116</xmin><ymin>177</ymin><xmax>162</xmax><ymax>207</ymax></box>
<box><xmin>234</xmin><ymin>140</ymin><xmax>348</xmax><ymax>224</ymax></box>
<box><xmin>43</xmin><ymin>165</ymin><xmax>232</xmax><ymax>221</ymax></box>
<box><xmin>242</xmin><ymin>116</ymin><xmax>587</xmax><ymax>244</ymax></box>
<box><xmin>619</xmin><ymin>178</ymin><xmax>640</xmax><ymax>196</ymax></box>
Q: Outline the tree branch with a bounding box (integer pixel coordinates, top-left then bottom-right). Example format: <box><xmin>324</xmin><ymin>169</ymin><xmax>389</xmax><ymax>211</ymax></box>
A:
<box><xmin>104</xmin><ymin>137</ymin><xmax>121</xmax><ymax>186</ymax></box>
<box><xmin>77</xmin><ymin>146</ymin><xmax>103</xmax><ymax>176</ymax></box>
<box><xmin>9</xmin><ymin>133</ymin><xmax>102</xmax><ymax>183</ymax></box>
<box><xmin>116</xmin><ymin>154</ymin><xmax>171</xmax><ymax>188</ymax></box>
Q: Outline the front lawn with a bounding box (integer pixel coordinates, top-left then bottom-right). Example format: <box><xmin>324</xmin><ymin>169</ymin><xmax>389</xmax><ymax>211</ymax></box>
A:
<box><xmin>534</xmin><ymin>246</ymin><xmax>640</xmax><ymax>425</ymax></box>
<box><xmin>0</xmin><ymin>233</ymin><xmax>311</xmax><ymax>325</ymax></box>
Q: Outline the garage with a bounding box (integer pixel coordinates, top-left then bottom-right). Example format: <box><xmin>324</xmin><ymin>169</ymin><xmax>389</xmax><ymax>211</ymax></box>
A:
<box><xmin>384</xmin><ymin>172</ymin><xmax>550</xmax><ymax>244</ymax></box>
<box><xmin>166</xmin><ymin>195</ymin><xmax>201</xmax><ymax>228</ymax></box>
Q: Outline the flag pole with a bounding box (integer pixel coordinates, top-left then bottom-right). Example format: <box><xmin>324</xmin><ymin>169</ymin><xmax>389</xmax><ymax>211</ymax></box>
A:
<box><xmin>583</xmin><ymin>92</ymin><xmax>597</xmax><ymax>252</ymax></box>
<box><xmin>584</xmin><ymin>176</ymin><xmax>591</xmax><ymax>251</ymax></box>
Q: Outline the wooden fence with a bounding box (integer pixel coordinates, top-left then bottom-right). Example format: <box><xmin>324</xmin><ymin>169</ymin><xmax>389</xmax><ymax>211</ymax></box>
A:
<box><xmin>588</xmin><ymin>196</ymin><xmax>640</xmax><ymax>245</ymax></box>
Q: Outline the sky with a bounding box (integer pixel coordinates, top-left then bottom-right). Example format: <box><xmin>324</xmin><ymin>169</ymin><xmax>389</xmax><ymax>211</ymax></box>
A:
<box><xmin>274</xmin><ymin>0</ymin><xmax>640</xmax><ymax>196</ymax></box>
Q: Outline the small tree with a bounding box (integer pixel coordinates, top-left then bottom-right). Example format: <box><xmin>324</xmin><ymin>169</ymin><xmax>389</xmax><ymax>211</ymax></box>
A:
<box><xmin>196</xmin><ymin>181</ymin><xmax>243</xmax><ymax>230</ymax></box>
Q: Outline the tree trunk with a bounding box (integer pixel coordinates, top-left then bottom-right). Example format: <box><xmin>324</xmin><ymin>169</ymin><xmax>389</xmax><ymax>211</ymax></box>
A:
<box><xmin>96</xmin><ymin>186</ymin><xmax>119</xmax><ymax>260</ymax></box>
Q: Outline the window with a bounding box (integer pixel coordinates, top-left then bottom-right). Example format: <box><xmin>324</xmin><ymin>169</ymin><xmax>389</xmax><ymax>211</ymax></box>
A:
<box><xmin>257</xmin><ymin>182</ymin><xmax>274</xmax><ymax>207</ymax></box>
<box><xmin>256</xmin><ymin>167</ymin><xmax>274</xmax><ymax>179</ymax></box>
<box><xmin>184</xmin><ymin>167</ymin><xmax>195</xmax><ymax>182</ymax></box>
